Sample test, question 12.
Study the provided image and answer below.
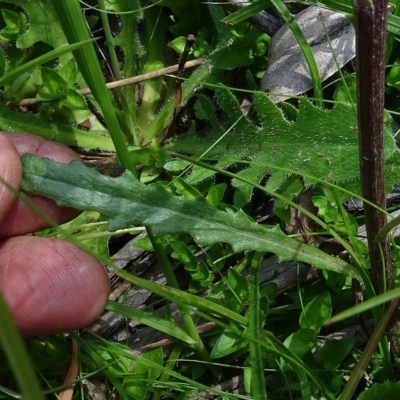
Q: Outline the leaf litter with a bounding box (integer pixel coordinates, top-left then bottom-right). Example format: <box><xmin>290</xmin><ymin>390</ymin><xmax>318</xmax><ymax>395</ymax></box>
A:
<box><xmin>261</xmin><ymin>6</ymin><xmax>356</xmax><ymax>102</ymax></box>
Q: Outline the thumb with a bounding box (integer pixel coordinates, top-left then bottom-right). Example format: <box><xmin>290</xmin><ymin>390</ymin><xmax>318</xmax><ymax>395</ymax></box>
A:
<box><xmin>0</xmin><ymin>236</ymin><xmax>110</xmax><ymax>336</ymax></box>
<box><xmin>0</xmin><ymin>133</ymin><xmax>22</xmax><ymax>223</ymax></box>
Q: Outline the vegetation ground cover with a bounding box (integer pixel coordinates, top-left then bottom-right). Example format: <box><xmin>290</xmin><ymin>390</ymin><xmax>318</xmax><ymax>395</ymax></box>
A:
<box><xmin>2</xmin><ymin>0</ymin><xmax>400</xmax><ymax>399</ymax></box>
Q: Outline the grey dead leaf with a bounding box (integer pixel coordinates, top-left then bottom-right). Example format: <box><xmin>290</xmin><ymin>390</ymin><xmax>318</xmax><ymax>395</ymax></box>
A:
<box><xmin>260</xmin><ymin>6</ymin><xmax>355</xmax><ymax>103</ymax></box>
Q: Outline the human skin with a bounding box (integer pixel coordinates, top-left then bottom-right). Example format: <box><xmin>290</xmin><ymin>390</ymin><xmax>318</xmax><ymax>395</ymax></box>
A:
<box><xmin>0</xmin><ymin>132</ymin><xmax>110</xmax><ymax>336</ymax></box>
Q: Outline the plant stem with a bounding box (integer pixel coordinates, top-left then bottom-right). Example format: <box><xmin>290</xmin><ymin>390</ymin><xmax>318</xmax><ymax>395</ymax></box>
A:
<box><xmin>339</xmin><ymin>298</ymin><xmax>399</xmax><ymax>400</ymax></box>
<box><xmin>97</xmin><ymin>0</ymin><xmax>138</xmax><ymax>146</ymax></box>
<box><xmin>353</xmin><ymin>0</ymin><xmax>392</xmax><ymax>295</ymax></box>
<box><xmin>248</xmin><ymin>252</ymin><xmax>268</xmax><ymax>400</ymax></box>
<box><xmin>146</xmin><ymin>229</ymin><xmax>220</xmax><ymax>378</ymax></box>
<box><xmin>352</xmin><ymin>0</ymin><xmax>399</xmax><ymax>365</ymax></box>
<box><xmin>152</xmin><ymin>342</ymin><xmax>184</xmax><ymax>400</ymax></box>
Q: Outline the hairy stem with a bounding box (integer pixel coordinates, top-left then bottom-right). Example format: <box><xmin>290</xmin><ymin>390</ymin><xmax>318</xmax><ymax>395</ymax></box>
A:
<box><xmin>352</xmin><ymin>0</ymin><xmax>400</xmax><ymax>364</ymax></box>
<box><xmin>353</xmin><ymin>0</ymin><xmax>392</xmax><ymax>294</ymax></box>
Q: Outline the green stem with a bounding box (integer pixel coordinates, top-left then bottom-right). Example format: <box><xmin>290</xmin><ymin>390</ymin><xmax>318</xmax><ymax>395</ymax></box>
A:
<box><xmin>248</xmin><ymin>252</ymin><xmax>268</xmax><ymax>400</ymax></box>
<box><xmin>339</xmin><ymin>299</ymin><xmax>399</xmax><ymax>400</ymax></box>
<box><xmin>152</xmin><ymin>342</ymin><xmax>184</xmax><ymax>400</ymax></box>
<box><xmin>97</xmin><ymin>0</ymin><xmax>138</xmax><ymax>146</ymax></box>
<box><xmin>146</xmin><ymin>229</ymin><xmax>219</xmax><ymax>377</ymax></box>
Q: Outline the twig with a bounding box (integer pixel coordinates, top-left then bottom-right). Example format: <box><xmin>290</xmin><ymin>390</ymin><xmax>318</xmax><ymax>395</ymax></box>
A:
<box><xmin>6</xmin><ymin>58</ymin><xmax>205</xmax><ymax>108</ymax></box>
<box><xmin>339</xmin><ymin>299</ymin><xmax>399</xmax><ymax>400</ymax></box>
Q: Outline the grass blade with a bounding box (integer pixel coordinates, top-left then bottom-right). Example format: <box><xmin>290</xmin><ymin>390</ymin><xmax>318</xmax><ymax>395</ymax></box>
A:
<box><xmin>106</xmin><ymin>301</ymin><xmax>196</xmax><ymax>345</ymax></box>
<box><xmin>0</xmin><ymin>39</ymin><xmax>96</xmax><ymax>86</ymax></box>
<box><xmin>51</xmin><ymin>0</ymin><xmax>136</xmax><ymax>178</ymax></box>
<box><xmin>0</xmin><ymin>292</ymin><xmax>44</xmax><ymax>400</ymax></box>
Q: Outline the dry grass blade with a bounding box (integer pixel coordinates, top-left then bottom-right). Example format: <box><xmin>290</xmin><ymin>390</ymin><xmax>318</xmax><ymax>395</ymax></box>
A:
<box><xmin>58</xmin><ymin>339</ymin><xmax>79</xmax><ymax>400</ymax></box>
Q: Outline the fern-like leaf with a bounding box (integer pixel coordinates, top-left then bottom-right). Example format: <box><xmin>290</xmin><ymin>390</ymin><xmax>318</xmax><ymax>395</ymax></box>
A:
<box><xmin>167</xmin><ymin>89</ymin><xmax>398</xmax><ymax>200</ymax></box>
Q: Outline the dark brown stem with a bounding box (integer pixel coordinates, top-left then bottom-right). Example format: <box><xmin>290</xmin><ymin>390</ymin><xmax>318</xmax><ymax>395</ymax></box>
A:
<box><xmin>352</xmin><ymin>0</ymin><xmax>392</xmax><ymax>295</ymax></box>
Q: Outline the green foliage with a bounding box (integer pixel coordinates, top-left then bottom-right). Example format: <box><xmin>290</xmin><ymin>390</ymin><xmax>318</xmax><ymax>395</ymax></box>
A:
<box><xmin>319</xmin><ymin>337</ymin><xmax>355</xmax><ymax>371</ymax></box>
<box><xmin>21</xmin><ymin>154</ymin><xmax>360</xmax><ymax>279</ymax></box>
<box><xmin>283</xmin><ymin>328</ymin><xmax>316</xmax><ymax>360</ymax></box>
<box><xmin>4</xmin><ymin>0</ymin><xmax>400</xmax><ymax>398</ymax></box>
<box><xmin>0</xmin><ymin>0</ymin><xmax>66</xmax><ymax>49</ymax></box>
<box><xmin>157</xmin><ymin>0</ymin><xmax>209</xmax><ymax>36</ymax></box>
<box><xmin>0</xmin><ymin>8</ymin><xmax>27</xmax><ymax>41</ymax></box>
<box><xmin>210</xmin><ymin>329</ymin><xmax>248</xmax><ymax>358</ymax></box>
<box><xmin>357</xmin><ymin>381</ymin><xmax>400</xmax><ymax>399</ymax></box>
<box><xmin>0</xmin><ymin>101</ymin><xmax>114</xmax><ymax>149</ymax></box>
<box><xmin>299</xmin><ymin>292</ymin><xmax>332</xmax><ymax>332</ymax></box>
<box><xmin>168</xmin><ymin>88</ymin><xmax>398</xmax><ymax>201</ymax></box>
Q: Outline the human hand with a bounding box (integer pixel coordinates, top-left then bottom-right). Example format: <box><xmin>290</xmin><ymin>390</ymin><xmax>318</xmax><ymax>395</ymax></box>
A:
<box><xmin>0</xmin><ymin>132</ymin><xmax>110</xmax><ymax>336</ymax></box>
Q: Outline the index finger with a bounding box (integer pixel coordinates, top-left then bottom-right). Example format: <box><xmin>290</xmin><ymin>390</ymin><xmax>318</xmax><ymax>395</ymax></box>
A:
<box><xmin>0</xmin><ymin>133</ymin><xmax>82</xmax><ymax>238</ymax></box>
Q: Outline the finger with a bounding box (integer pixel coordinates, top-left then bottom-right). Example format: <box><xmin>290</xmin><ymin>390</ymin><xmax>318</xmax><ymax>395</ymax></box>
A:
<box><xmin>0</xmin><ymin>236</ymin><xmax>110</xmax><ymax>336</ymax></box>
<box><xmin>0</xmin><ymin>133</ymin><xmax>22</xmax><ymax>222</ymax></box>
<box><xmin>0</xmin><ymin>133</ymin><xmax>81</xmax><ymax>238</ymax></box>
<box><xmin>6</xmin><ymin>132</ymin><xmax>79</xmax><ymax>162</ymax></box>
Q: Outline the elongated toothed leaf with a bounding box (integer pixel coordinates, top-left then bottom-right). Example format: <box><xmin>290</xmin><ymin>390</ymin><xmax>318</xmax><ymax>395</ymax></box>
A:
<box><xmin>21</xmin><ymin>154</ymin><xmax>360</xmax><ymax>280</ymax></box>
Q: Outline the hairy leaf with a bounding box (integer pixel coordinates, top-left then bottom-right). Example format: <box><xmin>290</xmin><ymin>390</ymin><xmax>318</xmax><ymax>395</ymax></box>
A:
<box><xmin>2</xmin><ymin>0</ymin><xmax>66</xmax><ymax>49</ymax></box>
<box><xmin>21</xmin><ymin>154</ymin><xmax>360</xmax><ymax>279</ymax></box>
<box><xmin>167</xmin><ymin>89</ymin><xmax>398</xmax><ymax>196</ymax></box>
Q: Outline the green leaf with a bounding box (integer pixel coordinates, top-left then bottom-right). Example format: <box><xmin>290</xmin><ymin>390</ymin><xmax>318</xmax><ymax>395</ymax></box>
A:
<box><xmin>228</xmin><ymin>269</ymin><xmax>248</xmax><ymax>301</ymax></box>
<box><xmin>0</xmin><ymin>47</ymin><xmax>5</xmax><ymax>76</ymax></box>
<box><xmin>0</xmin><ymin>292</ymin><xmax>45</xmax><ymax>400</ymax></box>
<box><xmin>60</xmin><ymin>88</ymin><xmax>88</xmax><ymax>110</ymax></box>
<box><xmin>206</xmin><ymin>183</ymin><xmax>226</xmax><ymax>207</ymax></box>
<box><xmin>0</xmin><ymin>9</ymin><xmax>26</xmax><ymax>41</ymax></box>
<box><xmin>52</xmin><ymin>0</ymin><xmax>135</xmax><ymax>176</ymax></box>
<box><xmin>357</xmin><ymin>382</ymin><xmax>400</xmax><ymax>399</ymax></box>
<box><xmin>210</xmin><ymin>329</ymin><xmax>248</xmax><ymax>359</ymax></box>
<box><xmin>21</xmin><ymin>154</ymin><xmax>361</xmax><ymax>280</ymax></box>
<box><xmin>157</xmin><ymin>0</ymin><xmax>209</xmax><ymax>36</ymax></box>
<box><xmin>167</xmin><ymin>36</ymin><xmax>188</xmax><ymax>54</ymax></box>
<box><xmin>109</xmin><ymin>267</ymin><xmax>248</xmax><ymax>326</ymax></box>
<box><xmin>106</xmin><ymin>301</ymin><xmax>195</xmax><ymax>345</ymax></box>
<box><xmin>283</xmin><ymin>328</ymin><xmax>316</xmax><ymax>359</ymax></box>
<box><xmin>221</xmin><ymin>1</ymin><xmax>270</xmax><ymax>25</ymax></box>
<box><xmin>168</xmin><ymin>88</ymin><xmax>398</xmax><ymax>197</ymax></box>
<box><xmin>299</xmin><ymin>292</ymin><xmax>332</xmax><ymax>332</ymax></box>
<box><xmin>319</xmin><ymin>337</ymin><xmax>355</xmax><ymax>371</ymax></box>
<box><xmin>173</xmin><ymin>177</ymin><xmax>203</xmax><ymax>200</ymax></box>
<box><xmin>123</xmin><ymin>348</ymin><xmax>163</xmax><ymax>399</ymax></box>
<box><xmin>171</xmin><ymin>241</ymin><xmax>194</xmax><ymax>264</ymax></box>
<box><xmin>1</xmin><ymin>0</ymin><xmax>66</xmax><ymax>49</ymax></box>
<box><xmin>40</xmin><ymin>67</ymin><xmax>66</xmax><ymax>97</ymax></box>
<box><xmin>57</xmin><ymin>58</ymin><xmax>77</xmax><ymax>83</ymax></box>
<box><xmin>387</xmin><ymin>58</ymin><xmax>400</xmax><ymax>90</ymax></box>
